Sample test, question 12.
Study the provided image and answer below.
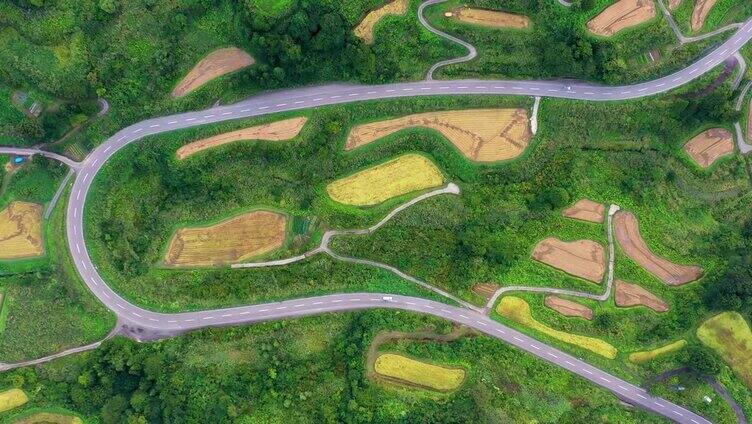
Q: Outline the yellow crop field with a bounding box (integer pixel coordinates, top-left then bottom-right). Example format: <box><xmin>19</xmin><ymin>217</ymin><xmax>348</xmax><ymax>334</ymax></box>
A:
<box><xmin>497</xmin><ymin>296</ymin><xmax>617</xmax><ymax>359</ymax></box>
<box><xmin>353</xmin><ymin>0</ymin><xmax>409</xmax><ymax>44</ymax></box>
<box><xmin>165</xmin><ymin>210</ymin><xmax>287</xmax><ymax>267</ymax></box>
<box><xmin>374</xmin><ymin>353</ymin><xmax>465</xmax><ymax>391</ymax></box>
<box><xmin>13</xmin><ymin>412</ymin><xmax>83</xmax><ymax>424</ymax></box>
<box><xmin>326</xmin><ymin>154</ymin><xmax>444</xmax><ymax>206</ymax></box>
<box><xmin>629</xmin><ymin>340</ymin><xmax>686</xmax><ymax>364</ymax></box>
<box><xmin>0</xmin><ymin>388</ymin><xmax>28</xmax><ymax>412</ymax></box>
<box><xmin>0</xmin><ymin>201</ymin><xmax>44</xmax><ymax>259</ymax></box>
<box><xmin>697</xmin><ymin>312</ymin><xmax>752</xmax><ymax>387</ymax></box>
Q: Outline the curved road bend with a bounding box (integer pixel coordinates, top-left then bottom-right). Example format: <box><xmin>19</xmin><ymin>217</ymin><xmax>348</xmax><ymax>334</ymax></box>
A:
<box><xmin>59</xmin><ymin>18</ymin><xmax>752</xmax><ymax>424</ymax></box>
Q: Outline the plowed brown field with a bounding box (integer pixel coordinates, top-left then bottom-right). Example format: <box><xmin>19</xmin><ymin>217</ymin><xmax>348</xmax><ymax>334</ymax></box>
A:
<box><xmin>683</xmin><ymin>128</ymin><xmax>734</xmax><ymax>168</ymax></box>
<box><xmin>545</xmin><ymin>296</ymin><xmax>594</xmax><ymax>320</ymax></box>
<box><xmin>532</xmin><ymin>238</ymin><xmax>606</xmax><ymax>283</ymax></box>
<box><xmin>587</xmin><ymin>0</ymin><xmax>657</xmax><ymax>36</ymax></box>
<box><xmin>165</xmin><ymin>210</ymin><xmax>286</xmax><ymax>267</ymax></box>
<box><xmin>345</xmin><ymin>109</ymin><xmax>532</xmax><ymax>162</ymax></box>
<box><xmin>614</xmin><ymin>211</ymin><xmax>703</xmax><ymax>285</ymax></box>
<box><xmin>176</xmin><ymin>117</ymin><xmax>307</xmax><ymax>159</ymax></box>
<box><xmin>354</xmin><ymin>0</ymin><xmax>409</xmax><ymax>44</ymax></box>
<box><xmin>692</xmin><ymin>0</ymin><xmax>718</xmax><ymax>31</ymax></box>
<box><xmin>447</xmin><ymin>7</ymin><xmax>530</xmax><ymax>29</ymax></box>
<box><xmin>615</xmin><ymin>279</ymin><xmax>669</xmax><ymax>312</ymax></box>
<box><xmin>172</xmin><ymin>48</ymin><xmax>255</xmax><ymax>97</ymax></box>
<box><xmin>562</xmin><ymin>198</ymin><xmax>605</xmax><ymax>223</ymax></box>
<box><xmin>472</xmin><ymin>283</ymin><xmax>500</xmax><ymax>300</ymax></box>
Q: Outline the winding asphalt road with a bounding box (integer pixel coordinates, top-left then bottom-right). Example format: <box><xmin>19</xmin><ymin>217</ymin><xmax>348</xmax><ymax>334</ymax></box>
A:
<box><xmin>35</xmin><ymin>13</ymin><xmax>752</xmax><ymax>424</ymax></box>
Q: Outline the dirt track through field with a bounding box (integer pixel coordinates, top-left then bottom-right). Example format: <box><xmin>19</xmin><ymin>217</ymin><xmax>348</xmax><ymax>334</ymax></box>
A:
<box><xmin>532</xmin><ymin>238</ymin><xmax>606</xmax><ymax>283</ymax></box>
<box><xmin>172</xmin><ymin>48</ymin><xmax>255</xmax><ymax>98</ymax></box>
<box><xmin>587</xmin><ymin>0</ymin><xmax>657</xmax><ymax>36</ymax></box>
<box><xmin>0</xmin><ymin>201</ymin><xmax>43</xmax><ymax>259</ymax></box>
<box><xmin>354</xmin><ymin>0</ymin><xmax>409</xmax><ymax>44</ymax></box>
<box><xmin>614</xmin><ymin>211</ymin><xmax>703</xmax><ymax>285</ymax></box>
<box><xmin>447</xmin><ymin>7</ymin><xmax>531</xmax><ymax>29</ymax></box>
<box><xmin>345</xmin><ymin>109</ymin><xmax>531</xmax><ymax>162</ymax></box>
<box><xmin>545</xmin><ymin>296</ymin><xmax>594</xmax><ymax>320</ymax></box>
<box><xmin>683</xmin><ymin>128</ymin><xmax>734</xmax><ymax>168</ymax></box>
<box><xmin>165</xmin><ymin>211</ymin><xmax>286</xmax><ymax>267</ymax></box>
<box><xmin>614</xmin><ymin>279</ymin><xmax>669</xmax><ymax>312</ymax></box>
<box><xmin>563</xmin><ymin>198</ymin><xmax>605</xmax><ymax>223</ymax></box>
<box><xmin>692</xmin><ymin>0</ymin><xmax>719</xmax><ymax>31</ymax></box>
<box><xmin>176</xmin><ymin>117</ymin><xmax>307</xmax><ymax>159</ymax></box>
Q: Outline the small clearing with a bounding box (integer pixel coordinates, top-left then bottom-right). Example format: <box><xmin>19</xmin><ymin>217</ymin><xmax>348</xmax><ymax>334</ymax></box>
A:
<box><xmin>614</xmin><ymin>211</ymin><xmax>703</xmax><ymax>285</ymax></box>
<box><xmin>172</xmin><ymin>48</ymin><xmax>255</xmax><ymax>98</ymax></box>
<box><xmin>353</xmin><ymin>0</ymin><xmax>409</xmax><ymax>44</ymax></box>
<box><xmin>13</xmin><ymin>413</ymin><xmax>83</xmax><ymax>424</ymax></box>
<box><xmin>176</xmin><ymin>117</ymin><xmax>307</xmax><ymax>159</ymax></box>
<box><xmin>684</xmin><ymin>128</ymin><xmax>734</xmax><ymax>168</ymax></box>
<box><xmin>697</xmin><ymin>312</ymin><xmax>752</xmax><ymax>388</ymax></box>
<box><xmin>629</xmin><ymin>340</ymin><xmax>687</xmax><ymax>363</ymax></box>
<box><xmin>497</xmin><ymin>296</ymin><xmax>617</xmax><ymax>358</ymax></box>
<box><xmin>446</xmin><ymin>7</ymin><xmax>531</xmax><ymax>29</ymax></box>
<box><xmin>374</xmin><ymin>353</ymin><xmax>465</xmax><ymax>392</ymax></box>
<box><xmin>0</xmin><ymin>388</ymin><xmax>28</xmax><ymax>412</ymax></box>
<box><xmin>165</xmin><ymin>210</ymin><xmax>287</xmax><ymax>267</ymax></box>
<box><xmin>587</xmin><ymin>0</ymin><xmax>657</xmax><ymax>37</ymax></box>
<box><xmin>0</xmin><ymin>201</ymin><xmax>44</xmax><ymax>260</ymax></box>
<box><xmin>562</xmin><ymin>198</ymin><xmax>605</xmax><ymax>223</ymax></box>
<box><xmin>345</xmin><ymin>109</ymin><xmax>532</xmax><ymax>162</ymax></box>
<box><xmin>614</xmin><ymin>279</ymin><xmax>669</xmax><ymax>312</ymax></box>
<box><xmin>472</xmin><ymin>283</ymin><xmax>500</xmax><ymax>300</ymax></box>
<box><xmin>544</xmin><ymin>296</ymin><xmax>594</xmax><ymax>320</ymax></box>
<box><xmin>691</xmin><ymin>0</ymin><xmax>718</xmax><ymax>31</ymax></box>
<box><xmin>532</xmin><ymin>237</ymin><xmax>606</xmax><ymax>283</ymax></box>
<box><xmin>669</xmin><ymin>0</ymin><xmax>682</xmax><ymax>9</ymax></box>
<box><xmin>326</xmin><ymin>154</ymin><xmax>444</xmax><ymax>206</ymax></box>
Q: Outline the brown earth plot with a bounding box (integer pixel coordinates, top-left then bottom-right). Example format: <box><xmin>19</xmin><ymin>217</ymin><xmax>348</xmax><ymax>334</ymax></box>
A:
<box><xmin>532</xmin><ymin>238</ymin><xmax>606</xmax><ymax>283</ymax></box>
<box><xmin>692</xmin><ymin>0</ymin><xmax>719</xmax><ymax>31</ymax></box>
<box><xmin>587</xmin><ymin>0</ymin><xmax>657</xmax><ymax>37</ymax></box>
<box><xmin>562</xmin><ymin>198</ymin><xmax>606</xmax><ymax>223</ymax></box>
<box><xmin>345</xmin><ymin>109</ymin><xmax>532</xmax><ymax>162</ymax></box>
<box><xmin>614</xmin><ymin>211</ymin><xmax>703</xmax><ymax>285</ymax></box>
<box><xmin>545</xmin><ymin>296</ymin><xmax>594</xmax><ymax>320</ymax></box>
<box><xmin>472</xmin><ymin>283</ymin><xmax>500</xmax><ymax>300</ymax></box>
<box><xmin>683</xmin><ymin>128</ymin><xmax>734</xmax><ymax>168</ymax></box>
<box><xmin>446</xmin><ymin>7</ymin><xmax>531</xmax><ymax>29</ymax></box>
<box><xmin>0</xmin><ymin>201</ymin><xmax>44</xmax><ymax>259</ymax></box>
<box><xmin>172</xmin><ymin>48</ymin><xmax>255</xmax><ymax>97</ymax></box>
<box><xmin>176</xmin><ymin>117</ymin><xmax>308</xmax><ymax>159</ymax></box>
<box><xmin>354</xmin><ymin>0</ymin><xmax>409</xmax><ymax>44</ymax></box>
<box><xmin>615</xmin><ymin>279</ymin><xmax>670</xmax><ymax>312</ymax></box>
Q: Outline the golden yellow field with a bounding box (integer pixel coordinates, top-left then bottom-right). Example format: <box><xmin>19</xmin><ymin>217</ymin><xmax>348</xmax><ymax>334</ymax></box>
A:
<box><xmin>0</xmin><ymin>201</ymin><xmax>44</xmax><ymax>260</ymax></box>
<box><xmin>447</xmin><ymin>7</ymin><xmax>531</xmax><ymax>29</ymax></box>
<box><xmin>0</xmin><ymin>388</ymin><xmax>28</xmax><ymax>412</ymax></box>
<box><xmin>354</xmin><ymin>0</ymin><xmax>409</xmax><ymax>44</ymax></box>
<box><xmin>697</xmin><ymin>312</ymin><xmax>752</xmax><ymax>387</ymax></box>
<box><xmin>497</xmin><ymin>296</ymin><xmax>617</xmax><ymax>359</ymax></box>
<box><xmin>165</xmin><ymin>210</ymin><xmax>287</xmax><ymax>267</ymax></box>
<box><xmin>13</xmin><ymin>413</ymin><xmax>83</xmax><ymax>424</ymax></box>
<box><xmin>629</xmin><ymin>340</ymin><xmax>686</xmax><ymax>364</ymax></box>
<box><xmin>345</xmin><ymin>109</ymin><xmax>532</xmax><ymax>162</ymax></box>
<box><xmin>327</xmin><ymin>154</ymin><xmax>444</xmax><ymax>206</ymax></box>
<box><xmin>176</xmin><ymin>117</ymin><xmax>308</xmax><ymax>159</ymax></box>
<box><xmin>172</xmin><ymin>47</ymin><xmax>255</xmax><ymax>97</ymax></box>
<box><xmin>374</xmin><ymin>353</ymin><xmax>465</xmax><ymax>391</ymax></box>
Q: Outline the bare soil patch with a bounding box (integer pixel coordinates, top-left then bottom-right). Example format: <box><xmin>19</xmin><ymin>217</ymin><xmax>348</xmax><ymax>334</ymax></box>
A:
<box><xmin>562</xmin><ymin>198</ymin><xmax>605</xmax><ymax>223</ymax></box>
<box><xmin>532</xmin><ymin>237</ymin><xmax>606</xmax><ymax>283</ymax></box>
<box><xmin>354</xmin><ymin>0</ymin><xmax>409</xmax><ymax>44</ymax></box>
<box><xmin>172</xmin><ymin>48</ymin><xmax>255</xmax><ymax>98</ymax></box>
<box><xmin>0</xmin><ymin>201</ymin><xmax>44</xmax><ymax>260</ymax></box>
<box><xmin>587</xmin><ymin>0</ymin><xmax>657</xmax><ymax>37</ymax></box>
<box><xmin>692</xmin><ymin>0</ymin><xmax>718</xmax><ymax>31</ymax></box>
<box><xmin>545</xmin><ymin>296</ymin><xmax>594</xmax><ymax>320</ymax></box>
<box><xmin>446</xmin><ymin>7</ymin><xmax>531</xmax><ymax>29</ymax></box>
<box><xmin>176</xmin><ymin>117</ymin><xmax>307</xmax><ymax>159</ymax></box>
<box><xmin>615</xmin><ymin>279</ymin><xmax>669</xmax><ymax>312</ymax></box>
<box><xmin>669</xmin><ymin>0</ymin><xmax>682</xmax><ymax>9</ymax></box>
<box><xmin>346</xmin><ymin>109</ymin><xmax>532</xmax><ymax>162</ymax></box>
<box><xmin>165</xmin><ymin>210</ymin><xmax>286</xmax><ymax>267</ymax></box>
<box><xmin>614</xmin><ymin>211</ymin><xmax>703</xmax><ymax>285</ymax></box>
<box><xmin>472</xmin><ymin>283</ymin><xmax>500</xmax><ymax>300</ymax></box>
<box><xmin>683</xmin><ymin>128</ymin><xmax>734</xmax><ymax>168</ymax></box>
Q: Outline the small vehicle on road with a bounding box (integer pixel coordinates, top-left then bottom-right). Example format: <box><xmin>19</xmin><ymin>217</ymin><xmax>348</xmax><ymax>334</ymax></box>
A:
<box><xmin>382</xmin><ymin>296</ymin><xmax>393</xmax><ymax>302</ymax></box>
